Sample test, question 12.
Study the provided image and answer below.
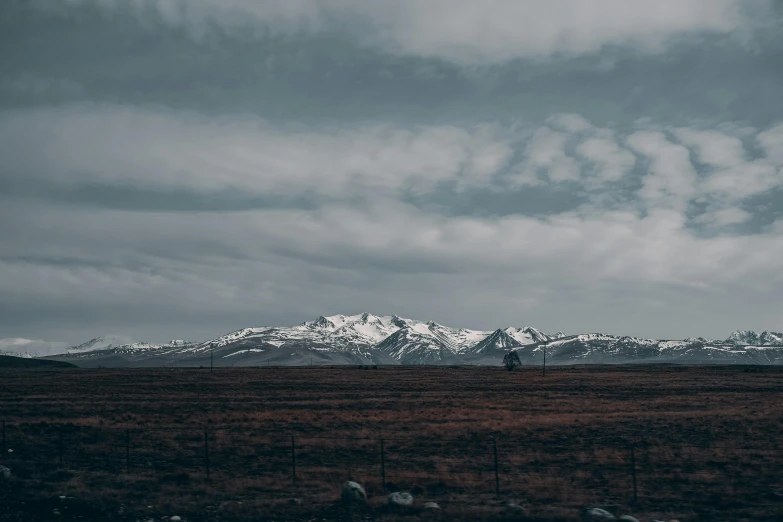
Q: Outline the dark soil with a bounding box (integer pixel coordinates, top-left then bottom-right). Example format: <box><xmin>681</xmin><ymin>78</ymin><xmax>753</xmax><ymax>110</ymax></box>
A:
<box><xmin>1</xmin><ymin>365</ymin><xmax>782</xmax><ymax>521</ymax></box>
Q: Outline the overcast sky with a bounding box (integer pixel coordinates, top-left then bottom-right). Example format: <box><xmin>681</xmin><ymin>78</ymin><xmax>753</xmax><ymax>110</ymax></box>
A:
<box><xmin>1</xmin><ymin>0</ymin><xmax>782</xmax><ymax>346</ymax></box>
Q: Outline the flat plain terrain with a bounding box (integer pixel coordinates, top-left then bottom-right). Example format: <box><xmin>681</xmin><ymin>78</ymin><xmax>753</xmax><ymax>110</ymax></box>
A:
<box><xmin>0</xmin><ymin>365</ymin><xmax>781</xmax><ymax>521</ymax></box>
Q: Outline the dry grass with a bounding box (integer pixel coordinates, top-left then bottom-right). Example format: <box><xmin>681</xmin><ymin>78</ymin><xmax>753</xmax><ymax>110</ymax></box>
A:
<box><xmin>0</xmin><ymin>365</ymin><xmax>782</xmax><ymax>521</ymax></box>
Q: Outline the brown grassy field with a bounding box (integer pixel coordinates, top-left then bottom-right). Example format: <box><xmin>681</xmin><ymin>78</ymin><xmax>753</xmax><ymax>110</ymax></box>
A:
<box><xmin>0</xmin><ymin>365</ymin><xmax>782</xmax><ymax>521</ymax></box>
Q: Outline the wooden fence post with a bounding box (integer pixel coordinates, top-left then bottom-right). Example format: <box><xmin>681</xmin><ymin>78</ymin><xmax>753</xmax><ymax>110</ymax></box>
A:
<box><xmin>380</xmin><ymin>439</ymin><xmax>386</xmax><ymax>489</ymax></box>
<box><xmin>125</xmin><ymin>429</ymin><xmax>130</xmax><ymax>473</ymax></box>
<box><xmin>291</xmin><ymin>436</ymin><xmax>296</xmax><ymax>486</ymax></box>
<box><xmin>493</xmin><ymin>438</ymin><xmax>500</xmax><ymax>497</ymax></box>
<box><xmin>58</xmin><ymin>425</ymin><xmax>64</xmax><ymax>466</ymax></box>
<box><xmin>630</xmin><ymin>445</ymin><xmax>638</xmax><ymax>503</ymax></box>
<box><xmin>204</xmin><ymin>430</ymin><xmax>210</xmax><ymax>480</ymax></box>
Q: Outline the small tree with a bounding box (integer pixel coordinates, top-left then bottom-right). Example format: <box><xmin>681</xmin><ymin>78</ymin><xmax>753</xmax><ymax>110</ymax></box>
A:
<box><xmin>503</xmin><ymin>351</ymin><xmax>521</xmax><ymax>371</ymax></box>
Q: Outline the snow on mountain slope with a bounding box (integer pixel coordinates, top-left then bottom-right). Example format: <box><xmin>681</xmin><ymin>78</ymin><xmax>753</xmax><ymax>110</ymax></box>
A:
<box><xmin>726</xmin><ymin>330</ymin><xmax>783</xmax><ymax>346</ymax></box>
<box><xmin>467</xmin><ymin>329</ymin><xmax>523</xmax><ymax>355</ymax></box>
<box><xmin>759</xmin><ymin>331</ymin><xmax>783</xmax><ymax>345</ymax></box>
<box><xmin>329</xmin><ymin>313</ymin><xmax>417</xmax><ymax>345</ymax></box>
<box><xmin>194</xmin><ymin>327</ymin><xmax>273</xmax><ymax>351</ymax></box>
<box><xmin>0</xmin><ymin>338</ymin><xmax>69</xmax><ymax>358</ymax></box>
<box><xmin>504</xmin><ymin>326</ymin><xmax>553</xmax><ymax>345</ymax></box>
<box><xmin>51</xmin><ymin>336</ymin><xmax>190</xmax><ymax>360</ymax></box>
<box><xmin>510</xmin><ymin>333</ymin><xmax>783</xmax><ymax>365</ymax></box>
<box><xmin>189</xmin><ymin>313</ymin><xmax>420</xmax><ymax>354</ymax></box>
<box><xmin>68</xmin><ymin>335</ymin><xmax>139</xmax><ymax>352</ymax></box>
<box><xmin>372</xmin><ymin>320</ymin><xmax>491</xmax><ymax>363</ymax></box>
<box><xmin>512</xmin><ymin>333</ymin><xmax>666</xmax><ymax>364</ymax></box>
<box><xmin>424</xmin><ymin>321</ymin><xmax>491</xmax><ymax>352</ymax></box>
<box><xmin>374</xmin><ymin>326</ymin><xmax>455</xmax><ymax>364</ymax></box>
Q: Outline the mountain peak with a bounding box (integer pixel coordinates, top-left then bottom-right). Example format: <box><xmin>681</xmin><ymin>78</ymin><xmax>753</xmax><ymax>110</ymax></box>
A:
<box><xmin>311</xmin><ymin>316</ymin><xmax>337</xmax><ymax>328</ymax></box>
<box><xmin>724</xmin><ymin>330</ymin><xmax>783</xmax><ymax>346</ymax></box>
<box><xmin>729</xmin><ymin>329</ymin><xmax>756</xmax><ymax>339</ymax></box>
<box><xmin>312</xmin><ymin>313</ymin><xmax>389</xmax><ymax>329</ymax></box>
<box><xmin>390</xmin><ymin>315</ymin><xmax>410</xmax><ymax>328</ymax></box>
<box><xmin>759</xmin><ymin>331</ymin><xmax>783</xmax><ymax>346</ymax></box>
<box><xmin>468</xmin><ymin>329</ymin><xmax>523</xmax><ymax>355</ymax></box>
<box><xmin>504</xmin><ymin>326</ymin><xmax>552</xmax><ymax>345</ymax></box>
<box><xmin>69</xmin><ymin>335</ymin><xmax>136</xmax><ymax>352</ymax></box>
<box><xmin>374</xmin><ymin>325</ymin><xmax>454</xmax><ymax>364</ymax></box>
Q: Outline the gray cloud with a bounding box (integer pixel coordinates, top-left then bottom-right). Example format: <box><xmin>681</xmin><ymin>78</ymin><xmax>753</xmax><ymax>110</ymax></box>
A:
<box><xmin>5</xmin><ymin>3</ymin><xmax>783</xmax><ymax>128</ymax></box>
<box><xmin>2</xmin><ymin>105</ymin><xmax>783</xmax><ymax>344</ymax></box>
<box><xmin>2</xmin><ymin>189</ymin><xmax>782</xmax><ymax>343</ymax></box>
<box><xmin>2</xmin><ymin>3</ymin><xmax>783</xmax><ymax>345</ymax></box>
<box><xmin>42</xmin><ymin>0</ymin><xmax>766</xmax><ymax>64</ymax></box>
<box><xmin>0</xmin><ymin>104</ymin><xmax>514</xmax><ymax>198</ymax></box>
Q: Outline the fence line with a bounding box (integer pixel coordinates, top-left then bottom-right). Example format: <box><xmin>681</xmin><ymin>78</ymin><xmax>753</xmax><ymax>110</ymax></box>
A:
<box><xmin>2</xmin><ymin>422</ymin><xmax>779</xmax><ymax>451</ymax></box>
<box><xmin>0</xmin><ymin>420</ymin><xmax>780</xmax><ymax>507</ymax></box>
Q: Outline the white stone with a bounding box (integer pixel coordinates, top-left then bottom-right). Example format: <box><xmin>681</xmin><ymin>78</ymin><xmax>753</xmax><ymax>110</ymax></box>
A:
<box><xmin>340</xmin><ymin>481</ymin><xmax>367</xmax><ymax>505</ymax></box>
<box><xmin>583</xmin><ymin>507</ymin><xmax>615</xmax><ymax>520</ymax></box>
<box><xmin>388</xmin><ymin>491</ymin><xmax>414</xmax><ymax>507</ymax></box>
<box><xmin>507</xmin><ymin>502</ymin><xmax>527</xmax><ymax>514</ymax></box>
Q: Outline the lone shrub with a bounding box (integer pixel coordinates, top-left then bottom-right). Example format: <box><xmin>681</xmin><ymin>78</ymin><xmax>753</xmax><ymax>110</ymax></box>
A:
<box><xmin>503</xmin><ymin>351</ymin><xmax>521</xmax><ymax>371</ymax></box>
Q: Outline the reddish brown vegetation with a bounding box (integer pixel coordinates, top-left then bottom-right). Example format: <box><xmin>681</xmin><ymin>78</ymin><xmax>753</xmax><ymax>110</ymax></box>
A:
<box><xmin>0</xmin><ymin>365</ymin><xmax>782</xmax><ymax>521</ymax></box>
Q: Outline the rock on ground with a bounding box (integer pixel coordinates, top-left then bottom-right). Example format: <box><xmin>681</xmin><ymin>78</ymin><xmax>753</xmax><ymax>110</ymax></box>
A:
<box><xmin>506</xmin><ymin>503</ymin><xmax>527</xmax><ymax>514</ymax></box>
<box><xmin>582</xmin><ymin>507</ymin><xmax>616</xmax><ymax>520</ymax></box>
<box><xmin>423</xmin><ymin>502</ymin><xmax>440</xmax><ymax>510</ymax></box>
<box><xmin>618</xmin><ymin>516</ymin><xmax>639</xmax><ymax>522</ymax></box>
<box><xmin>0</xmin><ymin>466</ymin><xmax>10</xmax><ymax>480</ymax></box>
<box><xmin>340</xmin><ymin>481</ymin><xmax>367</xmax><ymax>505</ymax></box>
<box><xmin>388</xmin><ymin>491</ymin><xmax>414</xmax><ymax>507</ymax></box>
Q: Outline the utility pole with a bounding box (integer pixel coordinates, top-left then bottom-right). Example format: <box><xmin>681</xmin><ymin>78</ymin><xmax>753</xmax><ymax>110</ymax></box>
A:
<box><xmin>542</xmin><ymin>344</ymin><xmax>546</xmax><ymax>377</ymax></box>
<box><xmin>210</xmin><ymin>343</ymin><xmax>214</xmax><ymax>372</ymax></box>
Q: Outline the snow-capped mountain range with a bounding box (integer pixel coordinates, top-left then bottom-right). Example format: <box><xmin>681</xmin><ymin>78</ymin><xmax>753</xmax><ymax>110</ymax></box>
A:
<box><xmin>2</xmin><ymin>313</ymin><xmax>782</xmax><ymax>367</ymax></box>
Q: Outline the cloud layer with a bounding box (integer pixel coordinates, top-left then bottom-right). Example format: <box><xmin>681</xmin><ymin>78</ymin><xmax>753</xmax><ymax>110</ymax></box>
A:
<box><xmin>1</xmin><ymin>103</ymin><xmax>782</xmax><ymax>342</ymax></box>
<box><xmin>3</xmin><ymin>4</ymin><xmax>783</xmax><ymax>344</ymax></box>
<box><xmin>41</xmin><ymin>0</ymin><xmax>766</xmax><ymax>64</ymax></box>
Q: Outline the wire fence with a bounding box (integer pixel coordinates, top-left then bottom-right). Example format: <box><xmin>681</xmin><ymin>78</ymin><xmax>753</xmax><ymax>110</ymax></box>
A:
<box><xmin>1</xmin><ymin>421</ymin><xmax>781</xmax><ymax>509</ymax></box>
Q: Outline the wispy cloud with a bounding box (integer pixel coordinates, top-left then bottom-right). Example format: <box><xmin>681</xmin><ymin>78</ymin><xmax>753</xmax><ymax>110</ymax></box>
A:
<box><xmin>2</xmin><ymin>104</ymin><xmax>781</xmax><ymax>218</ymax></box>
<box><xmin>0</xmin><ymin>104</ymin><xmax>514</xmax><ymax>198</ymax></box>
<box><xmin>2</xmin><ymin>96</ymin><xmax>783</xmax><ymax>342</ymax></box>
<box><xmin>40</xmin><ymin>0</ymin><xmax>766</xmax><ymax>64</ymax></box>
